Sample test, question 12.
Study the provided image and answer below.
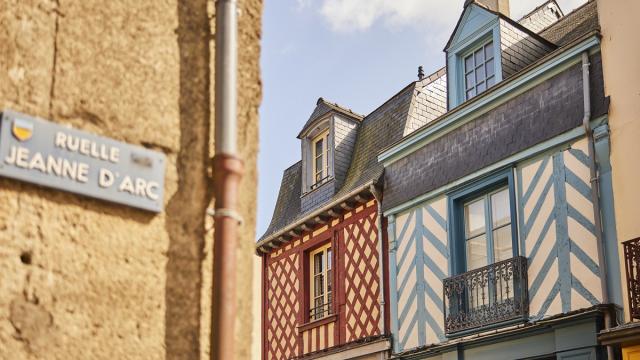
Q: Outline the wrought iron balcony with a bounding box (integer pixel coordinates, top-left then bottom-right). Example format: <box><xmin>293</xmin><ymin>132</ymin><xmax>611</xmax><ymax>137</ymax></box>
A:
<box><xmin>443</xmin><ymin>256</ymin><xmax>529</xmax><ymax>335</ymax></box>
<box><xmin>623</xmin><ymin>238</ymin><xmax>640</xmax><ymax>320</ymax></box>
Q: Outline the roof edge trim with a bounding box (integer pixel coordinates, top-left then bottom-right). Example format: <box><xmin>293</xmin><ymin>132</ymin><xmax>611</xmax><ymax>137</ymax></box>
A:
<box><xmin>255</xmin><ymin>180</ymin><xmax>378</xmax><ymax>254</ymax></box>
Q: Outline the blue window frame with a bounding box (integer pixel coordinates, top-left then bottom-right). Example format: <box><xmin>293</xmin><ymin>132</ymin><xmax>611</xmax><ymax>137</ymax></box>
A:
<box><xmin>447</xmin><ymin>168</ymin><xmax>519</xmax><ymax>275</ymax></box>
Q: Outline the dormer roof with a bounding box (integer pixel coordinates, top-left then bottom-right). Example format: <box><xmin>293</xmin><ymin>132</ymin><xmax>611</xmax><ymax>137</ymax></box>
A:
<box><xmin>518</xmin><ymin>0</ymin><xmax>564</xmax><ymax>33</ymax></box>
<box><xmin>444</xmin><ymin>0</ymin><xmax>557</xmax><ymax>51</ymax></box>
<box><xmin>296</xmin><ymin>97</ymin><xmax>364</xmax><ymax>139</ymax></box>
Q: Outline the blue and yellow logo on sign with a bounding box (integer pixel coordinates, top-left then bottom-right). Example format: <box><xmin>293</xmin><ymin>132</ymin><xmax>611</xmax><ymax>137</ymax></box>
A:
<box><xmin>11</xmin><ymin>119</ymin><xmax>33</xmax><ymax>142</ymax></box>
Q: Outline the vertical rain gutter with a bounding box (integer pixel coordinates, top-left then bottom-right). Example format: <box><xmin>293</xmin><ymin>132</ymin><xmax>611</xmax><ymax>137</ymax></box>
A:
<box><xmin>581</xmin><ymin>52</ymin><xmax>612</xmax><ymax>360</ymax></box>
<box><xmin>370</xmin><ymin>184</ymin><xmax>387</xmax><ymax>335</ymax></box>
<box><xmin>212</xmin><ymin>0</ymin><xmax>242</xmax><ymax>359</ymax></box>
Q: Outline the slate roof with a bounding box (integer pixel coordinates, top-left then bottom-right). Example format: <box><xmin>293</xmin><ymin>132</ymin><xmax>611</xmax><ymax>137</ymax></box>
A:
<box><xmin>445</xmin><ymin>0</ymin><xmax>557</xmax><ymax>51</ymax></box>
<box><xmin>260</xmin><ymin>82</ymin><xmax>420</xmax><ymax>242</ymax></box>
<box><xmin>518</xmin><ymin>0</ymin><xmax>563</xmax><ymax>23</ymax></box>
<box><xmin>296</xmin><ymin>98</ymin><xmax>364</xmax><ymax>139</ymax></box>
<box><xmin>259</xmin><ymin>0</ymin><xmax>601</xmax><ymax>246</ymax></box>
<box><xmin>539</xmin><ymin>0</ymin><xmax>599</xmax><ymax>46</ymax></box>
<box><xmin>264</xmin><ymin>161</ymin><xmax>303</xmax><ymax>238</ymax></box>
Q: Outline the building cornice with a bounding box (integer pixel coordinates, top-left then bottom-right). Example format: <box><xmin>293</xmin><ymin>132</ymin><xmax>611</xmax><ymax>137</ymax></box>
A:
<box><xmin>255</xmin><ymin>181</ymin><xmax>379</xmax><ymax>255</ymax></box>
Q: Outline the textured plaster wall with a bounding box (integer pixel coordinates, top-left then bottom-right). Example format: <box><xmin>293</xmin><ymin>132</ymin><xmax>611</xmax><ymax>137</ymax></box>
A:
<box><xmin>0</xmin><ymin>0</ymin><xmax>261</xmax><ymax>359</ymax></box>
<box><xmin>597</xmin><ymin>0</ymin><xmax>640</xmax><ymax>322</ymax></box>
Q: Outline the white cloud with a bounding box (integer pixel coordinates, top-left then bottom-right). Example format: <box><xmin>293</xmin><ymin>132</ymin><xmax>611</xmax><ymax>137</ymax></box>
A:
<box><xmin>296</xmin><ymin>0</ymin><xmax>312</xmax><ymax>11</ymax></box>
<box><xmin>317</xmin><ymin>0</ymin><xmax>587</xmax><ymax>33</ymax></box>
<box><xmin>319</xmin><ymin>0</ymin><xmax>463</xmax><ymax>33</ymax></box>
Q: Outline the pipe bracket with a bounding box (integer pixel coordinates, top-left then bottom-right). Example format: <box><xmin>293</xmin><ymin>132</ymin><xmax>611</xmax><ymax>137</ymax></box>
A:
<box><xmin>208</xmin><ymin>208</ymin><xmax>244</xmax><ymax>225</ymax></box>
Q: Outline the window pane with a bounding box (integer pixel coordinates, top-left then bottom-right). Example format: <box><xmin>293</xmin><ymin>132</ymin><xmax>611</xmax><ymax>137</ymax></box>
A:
<box><xmin>477</xmin><ymin>81</ymin><xmax>486</xmax><ymax>93</ymax></box>
<box><xmin>466</xmin><ymin>72</ymin><xmax>475</xmax><ymax>89</ymax></box>
<box><xmin>466</xmin><ymin>89</ymin><xmax>475</xmax><ymax>99</ymax></box>
<box><xmin>465</xmin><ymin>198</ymin><xmax>485</xmax><ymax>238</ymax></box>
<box><xmin>493</xmin><ymin>225</ymin><xmax>513</xmax><ymax>262</ymax></box>
<box><xmin>475</xmin><ymin>65</ymin><xmax>485</xmax><ymax>84</ymax></box>
<box><xmin>314</xmin><ymin>252</ymin><xmax>323</xmax><ymax>274</ymax></box>
<box><xmin>487</xmin><ymin>76</ymin><xmax>495</xmax><ymax>87</ymax></box>
<box><xmin>327</xmin><ymin>248</ymin><xmax>332</xmax><ymax>270</ymax></box>
<box><xmin>465</xmin><ymin>55</ymin><xmax>474</xmax><ymax>72</ymax></box>
<box><xmin>315</xmin><ymin>138</ymin><xmax>323</xmax><ymax>156</ymax></box>
<box><xmin>466</xmin><ymin>234</ymin><xmax>488</xmax><ymax>270</ymax></box>
<box><xmin>486</xmin><ymin>59</ymin><xmax>495</xmax><ymax>77</ymax></box>
<box><xmin>491</xmin><ymin>188</ymin><xmax>511</xmax><ymax>227</ymax></box>
<box><xmin>474</xmin><ymin>48</ymin><xmax>484</xmax><ymax>64</ymax></box>
<box><xmin>314</xmin><ymin>274</ymin><xmax>324</xmax><ymax>295</ymax></box>
<box><xmin>316</xmin><ymin>155</ymin><xmax>324</xmax><ymax>182</ymax></box>
<box><xmin>327</xmin><ymin>269</ymin><xmax>332</xmax><ymax>293</ymax></box>
<box><xmin>484</xmin><ymin>42</ymin><xmax>494</xmax><ymax>59</ymax></box>
<box><xmin>314</xmin><ymin>297</ymin><xmax>324</xmax><ymax>319</ymax></box>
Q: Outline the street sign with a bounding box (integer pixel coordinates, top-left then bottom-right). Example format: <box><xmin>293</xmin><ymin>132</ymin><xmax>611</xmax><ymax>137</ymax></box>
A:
<box><xmin>0</xmin><ymin>110</ymin><xmax>166</xmax><ymax>212</ymax></box>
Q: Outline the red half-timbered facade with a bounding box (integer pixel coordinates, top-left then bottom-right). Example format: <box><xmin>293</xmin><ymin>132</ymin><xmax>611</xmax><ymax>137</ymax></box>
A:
<box><xmin>261</xmin><ymin>200</ymin><xmax>388</xmax><ymax>359</ymax></box>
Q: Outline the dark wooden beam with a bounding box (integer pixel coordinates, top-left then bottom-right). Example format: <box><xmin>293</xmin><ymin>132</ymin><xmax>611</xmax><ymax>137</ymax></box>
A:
<box><xmin>327</xmin><ymin>208</ymin><xmax>343</xmax><ymax>218</ymax></box>
<box><xmin>314</xmin><ymin>215</ymin><xmax>330</xmax><ymax>224</ymax></box>
<box><xmin>340</xmin><ymin>201</ymin><xmax>355</xmax><ymax>211</ymax></box>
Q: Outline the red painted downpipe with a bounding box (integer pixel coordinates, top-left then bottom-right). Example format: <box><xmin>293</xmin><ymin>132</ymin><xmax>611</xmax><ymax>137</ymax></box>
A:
<box><xmin>211</xmin><ymin>0</ymin><xmax>241</xmax><ymax>359</ymax></box>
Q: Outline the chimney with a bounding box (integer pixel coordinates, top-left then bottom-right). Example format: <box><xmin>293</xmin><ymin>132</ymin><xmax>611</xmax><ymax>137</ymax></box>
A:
<box><xmin>467</xmin><ymin>0</ymin><xmax>510</xmax><ymax>17</ymax></box>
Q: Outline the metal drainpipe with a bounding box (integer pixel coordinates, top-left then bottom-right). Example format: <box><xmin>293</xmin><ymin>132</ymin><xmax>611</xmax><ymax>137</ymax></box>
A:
<box><xmin>581</xmin><ymin>52</ymin><xmax>613</xmax><ymax>359</ymax></box>
<box><xmin>212</xmin><ymin>1</ymin><xmax>243</xmax><ymax>359</ymax></box>
<box><xmin>370</xmin><ymin>184</ymin><xmax>386</xmax><ymax>335</ymax></box>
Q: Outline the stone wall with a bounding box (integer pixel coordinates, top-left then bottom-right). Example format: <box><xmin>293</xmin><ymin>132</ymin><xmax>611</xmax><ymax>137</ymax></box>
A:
<box><xmin>0</xmin><ymin>0</ymin><xmax>262</xmax><ymax>359</ymax></box>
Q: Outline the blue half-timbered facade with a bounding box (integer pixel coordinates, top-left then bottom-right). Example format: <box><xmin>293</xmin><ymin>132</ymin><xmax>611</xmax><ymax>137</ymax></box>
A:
<box><xmin>378</xmin><ymin>1</ymin><xmax>622</xmax><ymax>359</ymax></box>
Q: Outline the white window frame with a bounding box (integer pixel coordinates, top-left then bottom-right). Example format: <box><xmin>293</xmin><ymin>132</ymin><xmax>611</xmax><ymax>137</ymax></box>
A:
<box><xmin>309</xmin><ymin>243</ymin><xmax>332</xmax><ymax>321</ymax></box>
<box><xmin>311</xmin><ymin>129</ymin><xmax>330</xmax><ymax>188</ymax></box>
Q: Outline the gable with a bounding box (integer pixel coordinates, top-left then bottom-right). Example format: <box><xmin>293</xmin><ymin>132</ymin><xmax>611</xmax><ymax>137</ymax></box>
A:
<box><xmin>446</xmin><ymin>4</ymin><xmax>499</xmax><ymax>51</ymax></box>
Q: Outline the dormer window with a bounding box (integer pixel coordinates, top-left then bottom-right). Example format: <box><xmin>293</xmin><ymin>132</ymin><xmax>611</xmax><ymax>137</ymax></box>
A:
<box><xmin>464</xmin><ymin>41</ymin><xmax>496</xmax><ymax>100</ymax></box>
<box><xmin>300</xmin><ymin>117</ymin><xmax>335</xmax><ymax>194</ymax></box>
<box><xmin>312</xmin><ymin>130</ymin><xmax>330</xmax><ymax>187</ymax></box>
<box><xmin>298</xmin><ymin>98</ymin><xmax>362</xmax><ymax>201</ymax></box>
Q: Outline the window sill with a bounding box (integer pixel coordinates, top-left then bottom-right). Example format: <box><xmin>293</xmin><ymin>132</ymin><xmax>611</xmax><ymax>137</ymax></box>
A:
<box><xmin>297</xmin><ymin>314</ymin><xmax>337</xmax><ymax>333</ymax></box>
<box><xmin>301</xmin><ymin>177</ymin><xmax>334</xmax><ymax>198</ymax></box>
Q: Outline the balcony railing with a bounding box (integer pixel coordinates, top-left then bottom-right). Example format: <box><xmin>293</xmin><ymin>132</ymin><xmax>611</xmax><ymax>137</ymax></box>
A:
<box><xmin>309</xmin><ymin>301</ymin><xmax>332</xmax><ymax>321</ymax></box>
<box><xmin>623</xmin><ymin>238</ymin><xmax>640</xmax><ymax>320</ymax></box>
<box><xmin>443</xmin><ymin>256</ymin><xmax>529</xmax><ymax>335</ymax></box>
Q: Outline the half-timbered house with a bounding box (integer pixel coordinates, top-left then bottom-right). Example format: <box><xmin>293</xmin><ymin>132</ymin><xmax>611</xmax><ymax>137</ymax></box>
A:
<box><xmin>379</xmin><ymin>1</ymin><xmax>621</xmax><ymax>359</ymax></box>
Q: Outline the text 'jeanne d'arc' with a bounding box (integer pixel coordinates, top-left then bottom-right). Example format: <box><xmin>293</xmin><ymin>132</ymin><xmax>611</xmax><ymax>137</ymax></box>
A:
<box><xmin>3</xmin><ymin>131</ymin><xmax>160</xmax><ymax>201</ymax></box>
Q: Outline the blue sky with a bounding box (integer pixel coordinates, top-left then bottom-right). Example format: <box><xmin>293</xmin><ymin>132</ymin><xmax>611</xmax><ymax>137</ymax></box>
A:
<box><xmin>257</xmin><ymin>0</ymin><xmax>587</xmax><ymax>237</ymax></box>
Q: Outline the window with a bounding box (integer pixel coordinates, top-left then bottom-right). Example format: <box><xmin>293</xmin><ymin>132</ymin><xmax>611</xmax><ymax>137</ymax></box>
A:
<box><xmin>312</xmin><ymin>130</ymin><xmax>330</xmax><ymax>187</ymax></box>
<box><xmin>309</xmin><ymin>243</ymin><xmax>332</xmax><ymax>321</ymax></box>
<box><xmin>463</xmin><ymin>41</ymin><xmax>495</xmax><ymax>100</ymax></box>
<box><xmin>448</xmin><ymin>169</ymin><xmax>518</xmax><ymax>274</ymax></box>
<box><xmin>443</xmin><ymin>171</ymin><xmax>528</xmax><ymax>334</ymax></box>
<box><xmin>464</xmin><ymin>187</ymin><xmax>512</xmax><ymax>271</ymax></box>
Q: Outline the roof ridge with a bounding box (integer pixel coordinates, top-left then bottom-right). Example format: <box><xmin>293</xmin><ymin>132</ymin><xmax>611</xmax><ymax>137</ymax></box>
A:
<box><xmin>517</xmin><ymin>0</ymin><xmax>563</xmax><ymax>23</ymax></box>
<box><xmin>283</xmin><ymin>160</ymin><xmax>302</xmax><ymax>171</ymax></box>
<box><xmin>417</xmin><ymin>66</ymin><xmax>447</xmax><ymax>86</ymax></box>
<box><xmin>539</xmin><ymin>0</ymin><xmax>596</xmax><ymax>38</ymax></box>
<box><xmin>316</xmin><ymin>97</ymin><xmax>364</xmax><ymax>119</ymax></box>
